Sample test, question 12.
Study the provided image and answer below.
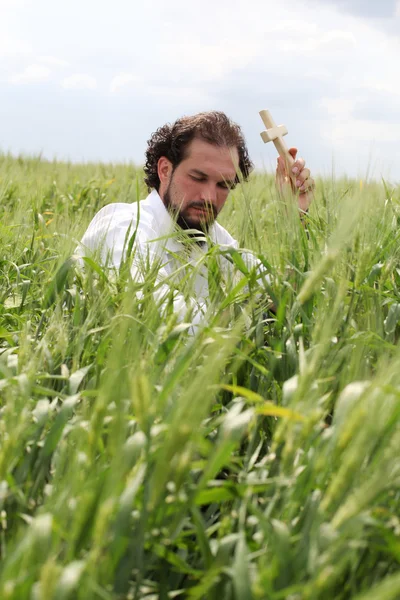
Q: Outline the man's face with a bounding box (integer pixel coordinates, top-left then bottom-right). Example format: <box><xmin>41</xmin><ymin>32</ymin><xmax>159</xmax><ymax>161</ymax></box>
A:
<box><xmin>159</xmin><ymin>138</ymin><xmax>239</xmax><ymax>233</ymax></box>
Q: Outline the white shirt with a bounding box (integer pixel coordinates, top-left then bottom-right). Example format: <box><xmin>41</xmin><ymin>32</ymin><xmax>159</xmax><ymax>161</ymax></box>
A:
<box><xmin>77</xmin><ymin>189</ymin><xmax>264</xmax><ymax>326</ymax></box>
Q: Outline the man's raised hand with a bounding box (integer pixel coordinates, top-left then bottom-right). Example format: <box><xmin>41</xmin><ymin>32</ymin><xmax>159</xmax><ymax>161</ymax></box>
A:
<box><xmin>276</xmin><ymin>147</ymin><xmax>314</xmax><ymax>213</ymax></box>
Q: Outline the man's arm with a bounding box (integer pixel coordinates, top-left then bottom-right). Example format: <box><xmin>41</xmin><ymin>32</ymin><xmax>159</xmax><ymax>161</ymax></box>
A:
<box><xmin>76</xmin><ymin>203</ymin><xmax>206</xmax><ymax>328</ymax></box>
<box><xmin>219</xmin><ymin>149</ymin><xmax>314</xmax><ymax>310</ymax></box>
<box><xmin>129</xmin><ymin>234</ymin><xmax>207</xmax><ymax>328</ymax></box>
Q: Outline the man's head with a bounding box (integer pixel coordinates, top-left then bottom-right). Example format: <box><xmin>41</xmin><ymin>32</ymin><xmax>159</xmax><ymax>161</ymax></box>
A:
<box><xmin>143</xmin><ymin>111</ymin><xmax>253</xmax><ymax>232</ymax></box>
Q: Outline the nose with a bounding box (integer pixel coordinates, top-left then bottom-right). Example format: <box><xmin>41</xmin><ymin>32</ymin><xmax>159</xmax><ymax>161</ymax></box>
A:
<box><xmin>200</xmin><ymin>182</ymin><xmax>217</xmax><ymax>203</ymax></box>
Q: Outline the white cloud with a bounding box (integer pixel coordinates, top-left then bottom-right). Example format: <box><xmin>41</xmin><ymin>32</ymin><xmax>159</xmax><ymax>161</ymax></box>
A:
<box><xmin>149</xmin><ymin>84</ymin><xmax>213</xmax><ymax>107</ymax></box>
<box><xmin>110</xmin><ymin>73</ymin><xmax>141</xmax><ymax>93</ymax></box>
<box><xmin>0</xmin><ymin>0</ymin><xmax>25</xmax><ymax>6</ymax></box>
<box><xmin>320</xmin><ymin>96</ymin><xmax>400</xmax><ymax>142</ymax></box>
<box><xmin>1</xmin><ymin>0</ymin><xmax>400</xmax><ymax>179</ymax></box>
<box><xmin>320</xmin><ymin>97</ymin><xmax>357</xmax><ymax>119</ymax></box>
<box><xmin>278</xmin><ymin>29</ymin><xmax>356</xmax><ymax>55</ymax></box>
<box><xmin>331</xmin><ymin>120</ymin><xmax>400</xmax><ymax>144</ymax></box>
<box><xmin>39</xmin><ymin>55</ymin><xmax>69</xmax><ymax>67</ymax></box>
<box><xmin>61</xmin><ymin>73</ymin><xmax>97</xmax><ymax>90</ymax></box>
<box><xmin>157</xmin><ymin>39</ymin><xmax>260</xmax><ymax>83</ymax></box>
<box><xmin>10</xmin><ymin>64</ymin><xmax>50</xmax><ymax>83</ymax></box>
<box><xmin>0</xmin><ymin>34</ymin><xmax>32</xmax><ymax>58</ymax></box>
<box><xmin>0</xmin><ymin>0</ymin><xmax>31</xmax><ymax>58</ymax></box>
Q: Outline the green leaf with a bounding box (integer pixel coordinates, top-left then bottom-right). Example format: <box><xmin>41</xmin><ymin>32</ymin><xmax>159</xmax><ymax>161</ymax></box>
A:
<box><xmin>352</xmin><ymin>573</ymin><xmax>400</xmax><ymax>600</ymax></box>
<box><xmin>81</xmin><ymin>256</ymin><xmax>109</xmax><ymax>282</ymax></box>
<box><xmin>195</xmin><ymin>486</ymin><xmax>236</xmax><ymax>506</ymax></box>
<box><xmin>232</xmin><ymin>534</ymin><xmax>253</xmax><ymax>600</ymax></box>
<box><xmin>43</xmin><ymin>256</ymin><xmax>76</xmax><ymax>308</ymax></box>
<box><xmin>218</xmin><ymin>384</ymin><xmax>264</xmax><ymax>403</ymax></box>
<box><xmin>255</xmin><ymin>403</ymin><xmax>305</xmax><ymax>421</ymax></box>
<box><xmin>219</xmin><ymin>384</ymin><xmax>305</xmax><ymax>420</ymax></box>
<box><xmin>69</xmin><ymin>364</ymin><xmax>92</xmax><ymax>395</ymax></box>
<box><xmin>384</xmin><ymin>303</ymin><xmax>400</xmax><ymax>335</ymax></box>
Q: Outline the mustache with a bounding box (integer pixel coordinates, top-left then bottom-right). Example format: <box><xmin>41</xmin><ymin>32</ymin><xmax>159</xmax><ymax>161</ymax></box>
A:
<box><xmin>187</xmin><ymin>202</ymin><xmax>218</xmax><ymax>217</ymax></box>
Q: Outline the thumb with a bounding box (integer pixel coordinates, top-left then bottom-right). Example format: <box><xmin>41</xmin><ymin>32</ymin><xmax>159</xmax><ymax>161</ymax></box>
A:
<box><xmin>288</xmin><ymin>147</ymin><xmax>298</xmax><ymax>161</ymax></box>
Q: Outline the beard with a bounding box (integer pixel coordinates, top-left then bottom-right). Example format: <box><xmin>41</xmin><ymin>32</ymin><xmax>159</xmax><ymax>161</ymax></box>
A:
<box><xmin>163</xmin><ymin>182</ymin><xmax>218</xmax><ymax>235</ymax></box>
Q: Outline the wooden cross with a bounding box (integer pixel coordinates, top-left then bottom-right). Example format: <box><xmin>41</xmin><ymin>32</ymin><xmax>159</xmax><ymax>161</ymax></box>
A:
<box><xmin>259</xmin><ymin>109</ymin><xmax>295</xmax><ymax>169</ymax></box>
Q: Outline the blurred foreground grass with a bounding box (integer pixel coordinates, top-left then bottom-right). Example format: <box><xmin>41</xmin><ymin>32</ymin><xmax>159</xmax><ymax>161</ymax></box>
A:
<box><xmin>0</xmin><ymin>153</ymin><xmax>400</xmax><ymax>599</ymax></box>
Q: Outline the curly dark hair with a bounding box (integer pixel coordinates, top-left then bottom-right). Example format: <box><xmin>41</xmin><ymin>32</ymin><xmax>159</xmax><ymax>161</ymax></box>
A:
<box><xmin>143</xmin><ymin>111</ymin><xmax>253</xmax><ymax>191</ymax></box>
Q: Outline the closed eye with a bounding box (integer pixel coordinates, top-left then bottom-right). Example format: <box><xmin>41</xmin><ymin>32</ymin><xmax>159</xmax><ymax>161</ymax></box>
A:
<box><xmin>189</xmin><ymin>173</ymin><xmax>236</xmax><ymax>189</ymax></box>
<box><xmin>218</xmin><ymin>181</ymin><xmax>236</xmax><ymax>190</ymax></box>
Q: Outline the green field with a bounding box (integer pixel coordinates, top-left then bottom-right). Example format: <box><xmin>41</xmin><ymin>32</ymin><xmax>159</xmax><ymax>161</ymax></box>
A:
<box><xmin>1</xmin><ymin>153</ymin><xmax>400</xmax><ymax>599</ymax></box>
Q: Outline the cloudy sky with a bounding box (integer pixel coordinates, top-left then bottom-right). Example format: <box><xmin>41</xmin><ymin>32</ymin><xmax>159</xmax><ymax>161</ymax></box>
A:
<box><xmin>1</xmin><ymin>0</ymin><xmax>400</xmax><ymax>181</ymax></box>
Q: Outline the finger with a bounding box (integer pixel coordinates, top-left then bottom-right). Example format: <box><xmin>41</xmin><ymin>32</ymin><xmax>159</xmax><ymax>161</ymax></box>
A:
<box><xmin>299</xmin><ymin>177</ymin><xmax>315</xmax><ymax>193</ymax></box>
<box><xmin>295</xmin><ymin>167</ymin><xmax>311</xmax><ymax>187</ymax></box>
<box><xmin>291</xmin><ymin>157</ymin><xmax>305</xmax><ymax>177</ymax></box>
<box><xmin>288</xmin><ymin>147</ymin><xmax>298</xmax><ymax>161</ymax></box>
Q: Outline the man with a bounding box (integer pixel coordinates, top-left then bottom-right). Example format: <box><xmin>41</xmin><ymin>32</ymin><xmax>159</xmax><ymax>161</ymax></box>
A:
<box><xmin>77</xmin><ymin>111</ymin><xmax>314</xmax><ymax>326</ymax></box>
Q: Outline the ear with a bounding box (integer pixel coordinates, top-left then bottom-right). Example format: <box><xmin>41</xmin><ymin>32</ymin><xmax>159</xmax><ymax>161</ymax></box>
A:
<box><xmin>157</xmin><ymin>156</ymin><xmax>173</xmax><ymax>188</ymax></box>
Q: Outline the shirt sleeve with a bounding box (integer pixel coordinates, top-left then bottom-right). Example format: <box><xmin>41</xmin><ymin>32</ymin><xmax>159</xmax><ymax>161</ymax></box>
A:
<box><xmin>212</xmin><ymin>226</ymin><xmax>271</xmax><ymax>285</ymax></box>
<box><xmin>129</xmin><ymin>230</ymin><xmax>208</xmax><ymax>329</ymax></box>
<box><xmin>76</xmin><ymin>204</ymin><xmax>207</xmax><ymax>329</ymax></box>
<box><xmin>76</xmin><ymin>203</ymin><xmax>139</xmax><ymax>268</ymax></box>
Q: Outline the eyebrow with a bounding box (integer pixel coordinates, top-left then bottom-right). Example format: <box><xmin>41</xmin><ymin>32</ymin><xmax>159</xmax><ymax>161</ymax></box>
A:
<box><xmin>190</xmin><ymin>169</ymin><xmax>236</xmax><ymax>186</ymax></box>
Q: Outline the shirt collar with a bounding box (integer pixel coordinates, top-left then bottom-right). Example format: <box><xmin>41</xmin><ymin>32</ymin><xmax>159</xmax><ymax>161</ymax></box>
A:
<box><xmin>146</xmin><ymin>189</ymin><xmax>173</xmax><ymax>230</ymax></box>
<box><xmin>146</xmin><ymin>189</ymin><xmax>184</xmax><ymax>253</ymax></box>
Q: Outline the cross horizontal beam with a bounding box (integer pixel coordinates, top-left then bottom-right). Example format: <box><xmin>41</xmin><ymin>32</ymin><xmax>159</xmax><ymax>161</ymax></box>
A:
<box><xmin>259</xmin><ymin>109</ymin><xmax>294</xmax><ymax>169</ymax></box>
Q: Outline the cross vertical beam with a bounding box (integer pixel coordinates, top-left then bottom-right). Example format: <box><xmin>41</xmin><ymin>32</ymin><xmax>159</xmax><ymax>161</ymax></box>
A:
<box><xmin>259</xmin><ymin>109</ymin><xmax>295</xmax><ymax>170</ymax></box>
